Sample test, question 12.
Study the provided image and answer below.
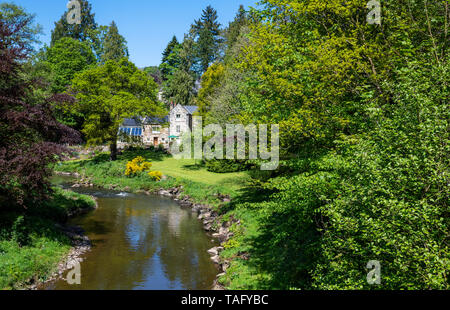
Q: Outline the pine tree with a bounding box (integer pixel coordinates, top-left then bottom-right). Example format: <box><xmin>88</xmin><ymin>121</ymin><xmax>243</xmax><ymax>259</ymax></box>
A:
<box><xmin>193</xmin><ymin>5</ymin><xmax>222</xmax><ymax>74</ymax></box>
<box><xmin>101</xmin><ymin>21</ymin><xmax>129</xmax><ymax>63</ymax></box>
<box><xmin>50</xmin><ymin>0</ymin><xmax>97</xmax><ymax>46</ymax></box>
<box><xmin>160</xmin><ymin>35</ymin><xmax>181</xmax><ymax>80</ymax></box>
<box><xmin>225</xmin><ymin>5</ymin><xmax>248</xmax><ymax>51</ymax></box>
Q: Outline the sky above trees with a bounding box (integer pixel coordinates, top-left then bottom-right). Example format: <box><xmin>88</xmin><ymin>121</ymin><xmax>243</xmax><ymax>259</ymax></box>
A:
<box><xmin>9</xmin><ymin>0</ymin><xmax>257</xmax><ymax>67</ymax></box>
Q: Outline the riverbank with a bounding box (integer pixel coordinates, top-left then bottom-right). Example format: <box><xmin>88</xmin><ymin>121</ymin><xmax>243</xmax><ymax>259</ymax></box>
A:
<box><xmin>0</xmin><ymin>187</ymin><xmax>97</xmax><ymax>290</ymax></box>
<box><xmin>54</xmin><ymin>149</ymin><xmax>252</xmax><ymax>289</ymax></box>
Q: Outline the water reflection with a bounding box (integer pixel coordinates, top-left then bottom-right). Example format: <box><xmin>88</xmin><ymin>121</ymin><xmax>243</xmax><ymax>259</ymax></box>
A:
<box><xmin>45</xmin><ymin>178</ymin><xmax>218</xmax><ymax>290</ymax></box>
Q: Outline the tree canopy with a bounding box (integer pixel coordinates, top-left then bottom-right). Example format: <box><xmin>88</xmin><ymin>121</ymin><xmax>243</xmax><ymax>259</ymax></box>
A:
<box><xmin>193</xmin><ymin>5</ymin><xmax>222</xmax><ymax>74</ymax></box>
<box><xmin>101</xmin><ymin>21</ymin><xmax>129</xmax><ymax>63</ymax></box>
<box><xmin>50</xmin><ymin>0</ymin><xmax>97</xmax><ymax>46</ymax></box>
<box><xmin>71</xmin><ymin>58</ymin><xmax>165</xmax><ymax>160</ymax></box>
<box><xmin>0</xmin><ymin>6</ymin><xmax>79</xmax><ymax>207</ymax></box>
<box><xmin>46</xmin><ymin>37</ymin><xmax>96</xmax><ymax>94</ymax></box>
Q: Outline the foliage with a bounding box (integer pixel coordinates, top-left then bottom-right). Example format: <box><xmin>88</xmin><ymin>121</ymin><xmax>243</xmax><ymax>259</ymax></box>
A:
<box><xmin>192</xmin><ymin>5</ymin><xmax>223</xmax><ymax>74</ymax></box>
<box><xmin>50</xmin><ymin>0</ymin><xmax>97</xmax><ymax>47</ymax></box>
<box><xmin>160</xmin><ymin>35</ymin><xmax>181</xmax><ymax>81</ymax></box>
<box><xmin>100</xmin><ymin>21</ymin><xmax>129</xmax><ymax>63</ymax></box>
<box><xmin>0</xmin><ymin>188</ymin><xmax>96</xmax><ymax>289</ymax></box>
<box><xmin>205</xmin><ymin>159</ymin><xmax>249</xmax><ymax>173</ymax></box>
<box><xmin>0</xmin><ymin>2</ymin><xmax>42</xmax><ymax>53</ymax></box>
<box><xmin>162</xmin><ymin>66</ymin><xmax>197</xmax><ymax>105</ymax></box>
<box><xmin>148</xmin><ymin>170</ymin><xmax>163</xmax><ymax>182</ymax></box>
<box><xmin>196</xmin><ymin>62</ymin><xmax>225</xmax><ymax>116</ymax></box>
<box><xmin>223</xmin><ymin>5</ymin><xmax>249</xmax><ymax>53</ymax></box>
<box><xmin>143</xmin><ymin>66</ymin><xmax>163</xmax><ymax>85</ymax></box>
<box><xmin>46</xmin><ymin>37</ymin><xmax>96</xmax><ymax>93</ymax></box>
<box><xmin>125</xmin><ymin>156</ymin><xmax>152</xmax><ymax>177</ymax></box>
<box><xmin>203</xmin><ymin>0</ymin><xmax>449</xmax><ymax>290</ymax></box>
<box><xmin>312</xmin><ymin>64</ymin><xmax>449</xmax><ymax>290</ymax></box>
<box><xmin>70</xmin><ymin>58</ymin><xmax>165</xmax><ymax>160</ymax></box>
<box><xmin>0</xmin><ymin>10</ymin><xmax>80</xmax><ymax>207</ymax></box>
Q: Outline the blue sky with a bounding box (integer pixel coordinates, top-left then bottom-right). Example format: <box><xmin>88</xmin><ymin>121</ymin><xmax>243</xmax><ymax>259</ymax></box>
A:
<box><xmin>9</xmin><ymin>0</ymin><xmax>258</xmax><ymax>67</ymax></box>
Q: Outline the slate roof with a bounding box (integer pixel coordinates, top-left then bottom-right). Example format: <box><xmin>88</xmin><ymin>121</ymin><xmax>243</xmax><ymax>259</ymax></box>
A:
<box><xmin>143</xmin><ymin>115</ymin><xmax>169</xmax><ymax>125</ymax></box>
<box><xmin>122</xmin><ymin>118</ymin><xmax>141</xmax><ymax>127</ymax></box>
<box><xmin>183</xmin><ymin>105</ymin><xmax>198</xmax><ymax>114</ymax></box>
<box><xmin>122</xmin><ymin>115</ymin><xmax>170</xmax><ymax>127</ymax></box>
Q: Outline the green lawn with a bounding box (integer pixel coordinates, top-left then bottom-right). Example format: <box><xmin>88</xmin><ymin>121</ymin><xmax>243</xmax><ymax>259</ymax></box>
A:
<box><xmin>55</xmin><ymin>149</ymin><xmax>251</xmax><ymax>206</ymax></box>
<box><xmin>150</xmin><ymin>157</ymin><xmax>249</xmax><ymax>191</ymax></box>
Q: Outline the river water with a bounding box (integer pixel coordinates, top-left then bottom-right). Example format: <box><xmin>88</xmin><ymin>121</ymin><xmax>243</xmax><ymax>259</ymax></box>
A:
<box><xmin>44</xmin><ymin>176</ymin><xmax>219</xmax><ymax>290</ymax></box>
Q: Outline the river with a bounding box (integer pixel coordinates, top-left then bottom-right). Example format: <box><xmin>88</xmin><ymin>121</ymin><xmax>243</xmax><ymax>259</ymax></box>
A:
<box><xmin>43</xmin><ymin>176</ymin><xmax>219</xmax><ymax>290</ymax></box>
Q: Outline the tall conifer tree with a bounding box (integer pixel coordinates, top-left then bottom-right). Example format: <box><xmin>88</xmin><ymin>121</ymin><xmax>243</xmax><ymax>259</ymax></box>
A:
<box><xmin>193</xmin><ymin>5</ymin><xmax>222</xmax><ymax>74</ymax></box>
<box><xmin>101</xmin><ymin>21</ymin><xmax>129</xmax><ymax>62</ymax></box>
<box><xmin>50</xmin><ymin>0</ymin><xmax>97</xmax><ymax>46</ymax></box>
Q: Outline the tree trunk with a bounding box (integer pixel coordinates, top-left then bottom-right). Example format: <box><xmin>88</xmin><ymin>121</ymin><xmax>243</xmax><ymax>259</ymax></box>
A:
<box><xmin>110</xmin><ymin>142</ymin><xmax>118</xmax><ymax>161</ymax></box>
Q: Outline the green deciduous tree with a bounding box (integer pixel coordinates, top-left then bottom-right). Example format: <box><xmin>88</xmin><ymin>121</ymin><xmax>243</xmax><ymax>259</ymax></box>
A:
<box><xmin>71</xmin><ymin>58</ymin><xmax>165</xmax><ymax>160</ymax></box>
<box><xmin>46</xmin><ymin>37</ymin><xmax>96</xmax><ymax>93</ymax></box>
<box><xmin>45</xmin><ymin>37</ymin><xmax>96</xmax><ymax>129</ymax></box>
<box><xmin>196</xmin><ymin>62</ymin><xmax>225</xmax><ymax>116</ymax></box>
<box><xmin>208</xmin><ymin>0</ymin><xmax>449</xmax><ymax>291</ymax></box>
<box><xmin>0</xmin><ymin>2</ymin><xmax>42</xmax><ymax>53</ymax></box>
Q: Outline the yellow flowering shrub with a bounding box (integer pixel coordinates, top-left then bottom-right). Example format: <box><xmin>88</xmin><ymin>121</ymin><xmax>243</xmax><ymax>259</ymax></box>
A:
<box><xmin>148</xmin><ymin>170</ymin><xmax>163</xmax><ymax>181</ymax></box>
<box><xmin>125</xmin><ymin>156</ymin><xmax>152</xmax><ymax>176</ymax></box>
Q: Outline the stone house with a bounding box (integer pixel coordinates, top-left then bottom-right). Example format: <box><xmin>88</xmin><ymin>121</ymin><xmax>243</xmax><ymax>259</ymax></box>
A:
<box><xmin>118</xmin><ymin>116</ymin><xmax>169</xmax><ymax>149</ymax></box>
<box><xmin>142</xmin><ymin>116</ymin><xmax>169</xmax><ymax>148</ymax></box>
<box><xmin>169</xmin><ymin>104</ymin><xmax>199</xmax><ymax>144</ymax></box>
<box><xmin>117</xmin><ymin>104</ymin><xmax>199</xmax><ymax>149</ymax></box>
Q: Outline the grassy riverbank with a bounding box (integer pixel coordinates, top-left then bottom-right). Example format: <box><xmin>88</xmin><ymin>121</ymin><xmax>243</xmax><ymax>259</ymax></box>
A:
<box><xmin>0</xmin><ymin>188</ymin><xmax>96</xmax><ymax>290</ymax></box>
<box><xmin>54</xmin><ymin>148</ymin><xmax>277</xmax><ymax>289</ymax></box>
<box><xmin>55</xmin><ymin>149</ymin><xmax>250</xmax><ymax>206</ymax></box>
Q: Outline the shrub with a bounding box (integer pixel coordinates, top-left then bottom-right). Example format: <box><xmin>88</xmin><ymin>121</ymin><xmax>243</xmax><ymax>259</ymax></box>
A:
<box><xmin>125</xmin><ymin>156</ymin><xmax>152</xmax><ymax>177</ymax></box>
<box><xmin>148</xmin><ymin>171</ymin><xmax>163</xmax><ymax>181</ymax></box>
<box><xmin>205</xmin><ymin>159</ymin><xmax>249</xmax><ymax>173</ymax></box>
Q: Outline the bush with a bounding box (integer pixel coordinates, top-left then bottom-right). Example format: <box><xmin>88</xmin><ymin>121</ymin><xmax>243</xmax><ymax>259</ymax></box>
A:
<box><xmin>148</xmin><ymin>171</ymin><xmax>163</xmax><ymax>181</ymax></box>
<box><xmin>205</xmin><ymin>159</ymin><xmax>249</xmax><ymax>173</ymax></box>
<box><xmin>125</xmin><ymin>156</ymin><xmax>152</xmax><ymax>177</ymax></box>
<box><xmin>311</xmin><ymin>65</ymin><xmax>449</xmax><ymax>290</ymax></box>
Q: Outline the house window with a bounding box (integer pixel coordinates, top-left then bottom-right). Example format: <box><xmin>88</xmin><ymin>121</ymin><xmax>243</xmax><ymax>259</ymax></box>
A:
<box><xmin>176</xmin><ymin>125</ymin><xmax>181</xmax><ymax>133</ymax></box>
<box><xmin>152</xmin><ymin>126</ymin><xmax>160</xmax><ymax>134</ymax></box>
<box><xmin>176</xmin><ymin>114</ymin><xmax>181</xmax><ymax>119</ymax></box>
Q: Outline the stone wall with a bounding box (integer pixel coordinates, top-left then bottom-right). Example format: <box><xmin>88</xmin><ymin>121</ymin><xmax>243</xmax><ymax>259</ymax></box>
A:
<box><xmin>170</xmin><ymin>105</ymin><xmax>191</xmax><ymax>143</ymax></box>
<box><xmin>143</xmin><ymin>125</ymin><xmax>169</xmax><ymax>148</ymax></box>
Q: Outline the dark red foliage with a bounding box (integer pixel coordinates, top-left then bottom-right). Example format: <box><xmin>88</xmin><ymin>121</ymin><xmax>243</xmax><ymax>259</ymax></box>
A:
<box><xmin>0</xmin><ymin>17</ymin><xmax>81</xmax><ymax>207</ymax></box>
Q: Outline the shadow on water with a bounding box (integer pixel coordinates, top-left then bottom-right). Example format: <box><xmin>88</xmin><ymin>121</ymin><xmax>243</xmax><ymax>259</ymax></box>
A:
<box><xmin>45</xmin><ymin>176</ymin><xmax>219</xmax><ymax>290</ymax></box>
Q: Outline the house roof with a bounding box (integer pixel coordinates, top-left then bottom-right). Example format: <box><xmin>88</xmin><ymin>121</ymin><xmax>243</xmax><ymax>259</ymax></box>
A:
<box><xmin>183</xmin><ymin>105</ymin><xmax>198</xmax><ymax>114</ymax></box>
<box><xmin>122</xmin><ymin>118</ymin><xmax>141</xmax><ymax>127</ymax></box>
<box><xmin>143</xmin><ymin>115</ymin><xmax>169</xmax><ymax>125</ymax></box>
<box><xmin>123</xmin><ymin>115</ymin><xmax>169</xmax><ymax>127</ymax></box>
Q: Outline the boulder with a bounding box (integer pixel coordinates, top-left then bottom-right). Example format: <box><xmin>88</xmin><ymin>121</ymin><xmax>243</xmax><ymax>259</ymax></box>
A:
<box><xmin>207</xmin><ymin>247</ymin><xmax>219</xmax><ymax>256</ymax></box>
<box><xmin>210</xmin><ymin>255</ymin><xmax>220</xmax><ymax>264</ymax></box>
